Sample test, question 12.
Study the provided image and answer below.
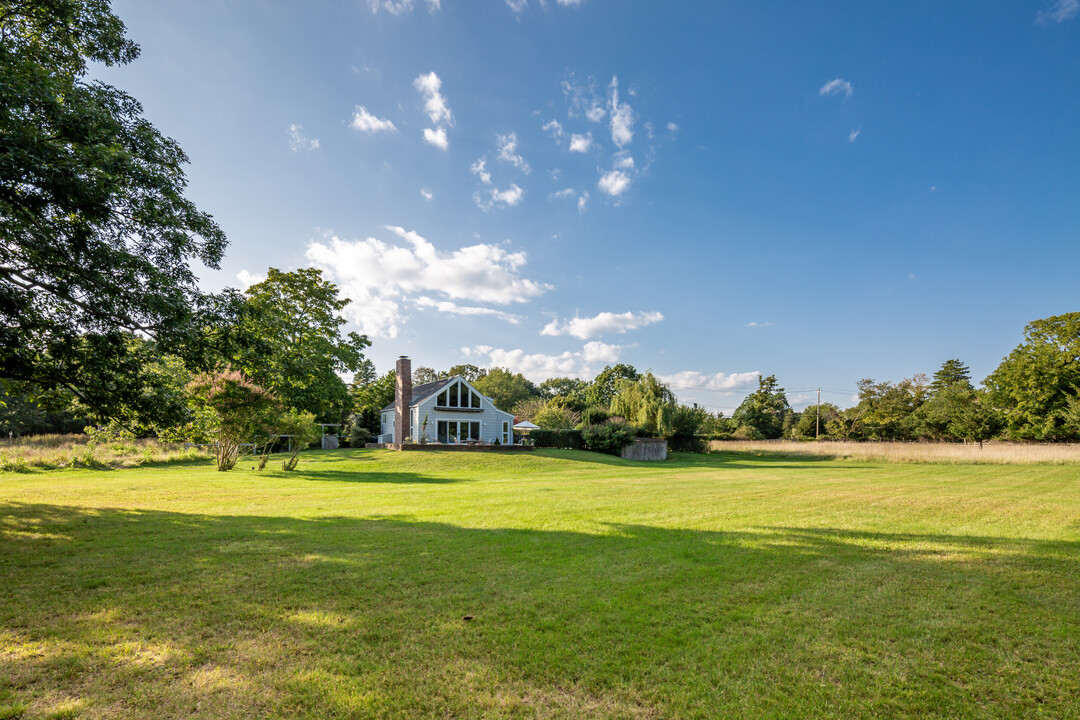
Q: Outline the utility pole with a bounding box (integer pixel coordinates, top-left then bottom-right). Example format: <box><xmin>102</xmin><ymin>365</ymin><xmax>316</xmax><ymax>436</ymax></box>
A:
<box><xmin>816</xmin><ymin>388</ymin><xmax>821</xmax><ymax>440</ymax></box>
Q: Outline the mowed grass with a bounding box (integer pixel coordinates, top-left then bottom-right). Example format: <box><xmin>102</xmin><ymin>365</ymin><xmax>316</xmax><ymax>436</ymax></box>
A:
<box><xmin>2</xmin><ymin>450</ymin><xmax>1078</xmax><ymax>719</ymax></box>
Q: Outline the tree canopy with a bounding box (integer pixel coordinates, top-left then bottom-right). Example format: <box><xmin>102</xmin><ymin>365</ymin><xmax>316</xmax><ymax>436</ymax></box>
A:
<box><xmin>985</xmin><ymin>312</ymin><xmax>1080</xmax><ymax>440</ymax></box>
<box><xmin>0</xmin><ymin>0</ymin><xmax>234</xmax><ymax>420</ymax></box>
<box><xmin>232</xmin><ymin>268</ymin><xmax>370</xmax><ymax>422</ymax></box>
<box><xmin>732</xmin><ymin>375</ymin><xmax>791</xmax><ymax>439</ymax></box>
<box><xmin>472</xmin><ymin>367</ymin><xmax>538</xmax><ymax>410</ymax></box>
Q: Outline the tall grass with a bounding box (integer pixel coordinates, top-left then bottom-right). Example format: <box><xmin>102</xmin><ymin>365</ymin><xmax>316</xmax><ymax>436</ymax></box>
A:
<box><xmin>709</xmin><ymin>439</ymin><xmax>1080</xmax><ymax>464</ymax></box>
<box><xmin>0</xmin><ymin>433</ymin><xmax>208</xmax><ymax>472</ymax></box>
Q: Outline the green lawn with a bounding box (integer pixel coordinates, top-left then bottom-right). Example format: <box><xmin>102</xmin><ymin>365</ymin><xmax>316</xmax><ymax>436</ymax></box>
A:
<box><xmin>2</xmin><ymin>449</ymin><xmax>1078</xmax><ymax>719</ymax></box>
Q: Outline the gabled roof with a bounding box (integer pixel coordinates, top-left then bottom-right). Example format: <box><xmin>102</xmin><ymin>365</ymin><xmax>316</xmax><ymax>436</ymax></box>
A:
<box><xmin>380</xmin><ymin>377</ymin><xmax>455</xmax><ymax>413</ymax></box>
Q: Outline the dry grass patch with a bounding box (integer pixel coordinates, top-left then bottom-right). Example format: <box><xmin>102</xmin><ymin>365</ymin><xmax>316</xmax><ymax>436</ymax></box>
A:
<box><xmin>710</xmin><ymin>439</ymin><xmax>1080</xmax><ymax>464</ymax></box>
<box><xmin>0</xmin><ymin>434</ymin><xmax>208</xmax><ymax>472</ymax></box>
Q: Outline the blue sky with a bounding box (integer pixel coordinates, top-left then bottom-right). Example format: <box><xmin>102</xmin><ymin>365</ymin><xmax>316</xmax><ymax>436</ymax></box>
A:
<box><xmin>98</xmin><ymin>0</ymin><xmax>1080</xmax><ymax>412</ymax></box>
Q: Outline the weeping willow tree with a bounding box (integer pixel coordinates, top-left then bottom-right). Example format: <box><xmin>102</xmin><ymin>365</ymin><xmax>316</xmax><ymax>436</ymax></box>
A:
<box><xmin>610</xmin><ymin>372</ymin><xmax>678</xmax><ymax>437</ymax></box>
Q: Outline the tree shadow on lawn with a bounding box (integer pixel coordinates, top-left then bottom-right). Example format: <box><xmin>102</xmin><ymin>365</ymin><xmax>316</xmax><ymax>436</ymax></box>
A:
<box><xmin>1</xmin><ymin>503</ymin><xmax>1078</xmax><ymax>719</ymax></box>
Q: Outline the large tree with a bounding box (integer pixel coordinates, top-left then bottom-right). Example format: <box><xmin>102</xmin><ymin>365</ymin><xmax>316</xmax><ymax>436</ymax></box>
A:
<box><xmin>0</xmin><ymin>0</ymin><xmax>235</xmax><ymax>420</ymax></box>
<box><xmin>586</xmin><ymin>364</ymin><xmax>640</xmax><ymax>410</ymax></box>
<box><xmin>232</xmin><ymin>268</ymin><xmax>370</xmax><ymax>422</ymax></box>
<box><xmin>472</xmin><ymin>367</ymin><xmax>538</xmax><ymax>411</ymax></box>
<box><xmin>732</xmin><ymin>374</ymin><xmax>791</xmax><ymax>439</ymax></box>
<box><xmin>985</xmin><ymin>312</ymin><xmax>1080</xmax><ymax>440</ymax></box>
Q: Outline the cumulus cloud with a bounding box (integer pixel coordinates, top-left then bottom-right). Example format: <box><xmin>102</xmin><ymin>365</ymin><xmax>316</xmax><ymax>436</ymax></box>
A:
<box><xmin>658</xmin><ymin>370</ymin><xmax>761</xmax><ymax>392</ymax></box>
<box><xmin>368</xmin><ymin>0</ymin><xmax>440</xmax><ymax>13</ymax></box>
<box><xmin>475</xmin><ymin>184</ymin><xmax>524</xmax><ymax>210</ymax></box>
<box><xmin>306</xmin><ymin>226</ymin><xmax>551</xmax><ymax>338</ymax></box>
<box><xmin>350</xmin><ymin>106</ymin><xmax>397</xmax><ymax>134</ymax></box>
<box><xmin>236</xmin><ymin>269</ymin><xmax>265</xmax><ymax>289</ymax></box>
<box><xmin>463</xmin><ymin>341</ymin><xmax>626</xmax><ymax>382</ymax></box>
<box><xmin>497</xmin><ymin>132</ymin><xmax>530</xmax><ymax>173</ymax></box>
<box><xmin>609</xmin><ymin>76</ymin><xmax>635</xmax><ymax>148</ymax></box>
<box><xmin>415</xmin><ymin>297</ymin><xmax>523</xmax><ymax>324</ymax></box>
<box><xmin>1038</xmin><ymin>0</ymin><xmax>1079</xmax><ymax>24</ymax></box>
<box><xmin>367</xmin><ymin>0</ymin><xmax>413</xmax><ymax>14</ymax></box>
<box><xmin>420</xmin><ymin>188</ymin><xmax>433</xmax><ymax>200</ymax></box>
<box><xmin>542</xmin><ymin>119</ymin><xmax>564</xmax><ymax>139</ymax></box>
<box><xmin>745</xmin><ymin>321</ymin><xmax>773</xmax><ymax>327</ymax></box>
<box><xmin>414</xmin><ymin>71</ymin><xmax>453</xmax><ymax>125</ymax></box>
<box><xmin>848</xmin><ymin>127</ymin><xmax>861</xmax><ymax>142</ymax></box>
<box><xmin>506</xmin><ymin>0</ymin><xmax>527</xmax><ymax>11</ymax></box>
<box><xmin>562</xmin><ymin>74</ymin><xmax>606</xmax><ymax>122</ymax></box>
<box><xmin>667</xmin><ymin>121</ymin><xmax>679</xmax><ymax>133</ymax></box>
<box><xmin>598</xmin><ymin>169</ymin><xmax>631</xmax><ymax>196</ymax></box>
<box><xmin>578</xmin><ymin>192</ymin><xmax>589</xmax><ymax>213</ymax></box>
<box><xmin>819</xmin><ymin>78</ymin><xmax>854</xmax><ymax>98</ymax></box>
<box><xmin>541</xmin><ymin>310</ymin><xmax>663</xmax><ymax>340</ymax></box>
<box><xmin>288</xmin><ymin>124</ymin><xmax>319</xmax><ymax>151</ymax></box>
<box><xmin>569</xmin><ymin>132</ymin><xmax>594</xmax><ymax>153</ymax></box>
<box><xmin>471</xmin><ymin>159</ymin><xmax>492</xmax><ymax>185</ymax></box>
<box><xmin>423</xmin><ymin>127</ymin><xmax>449</xmax><ymax>150</ymax></box>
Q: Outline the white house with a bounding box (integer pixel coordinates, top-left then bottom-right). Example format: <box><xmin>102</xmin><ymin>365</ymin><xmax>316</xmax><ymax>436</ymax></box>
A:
<box><xmin>378</xmin><ymin>356</ymin><xmax>515</xmax><ymax>445</ymax></box>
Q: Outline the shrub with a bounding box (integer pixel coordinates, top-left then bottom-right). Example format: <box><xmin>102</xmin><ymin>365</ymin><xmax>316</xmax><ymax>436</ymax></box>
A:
<box><xmin>667</xmin><ymin>434</ymin><xmax>707</xmax><ymax>453</ymax></box>
<box><xmin>580</xmin><ymin>407</ymin><xmax>611</xmax><ymax>426</ymax></box>
<box><xmin>350</xmin><ymin>426</ymin><xmax>373</xmax><ymax>447</ymax></box>
<box><xmin>581</xmin><ymin>423</ymin><xmax>636</xmax><ymax>456</ymax></box>
<box><xmin>528</xmin><ymin>429</ymin><xmax>584</xmax><ymax>449</ymax></box>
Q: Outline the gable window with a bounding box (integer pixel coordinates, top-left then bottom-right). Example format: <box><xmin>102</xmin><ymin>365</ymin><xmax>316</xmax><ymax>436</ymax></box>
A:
<box><xmin>435</xmin><ymin>381</ymin><xmax>482</xmax><ymax>410</ymax></box>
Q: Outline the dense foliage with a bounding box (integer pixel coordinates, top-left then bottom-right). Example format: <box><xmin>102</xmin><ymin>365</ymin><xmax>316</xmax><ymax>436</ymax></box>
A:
<box><xmin>231</xmin><ymin>268</ymin><xmax>370</xmax><ymax>423</ymax></box>
<box><xmin>0</xmin><ymin>0</ymin><xmax>239</xmax><ymax>422</ymax></box>
<box><xmin>580</xmin><ymin>422</ymin><xmax>637</xmax><ymax>455</ymax></box>
<box><xmin>527</xmin><ymin>428</ymin><xmax>584</xmax><ymax>450</ymax></box>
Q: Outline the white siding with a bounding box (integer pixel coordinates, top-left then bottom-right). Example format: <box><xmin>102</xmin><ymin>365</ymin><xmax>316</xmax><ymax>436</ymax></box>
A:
<box><xmin>411</xmin><ymin>378</ymin><xmax>514</xmax><ymax>444</ymax></box>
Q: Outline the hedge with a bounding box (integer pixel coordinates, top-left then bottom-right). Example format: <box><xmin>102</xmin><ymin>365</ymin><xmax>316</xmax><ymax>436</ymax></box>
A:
<box><xmin>527</xmin><ymin>429</ymin><xmax>584</xmax><ymax>450</ymax></box>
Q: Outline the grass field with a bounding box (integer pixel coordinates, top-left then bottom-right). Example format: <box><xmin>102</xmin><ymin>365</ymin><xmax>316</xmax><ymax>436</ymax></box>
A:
<box><xmin>2</xmin><ymin>449</ymin><xmax>1079</xmax><ymax>719</ymax></box>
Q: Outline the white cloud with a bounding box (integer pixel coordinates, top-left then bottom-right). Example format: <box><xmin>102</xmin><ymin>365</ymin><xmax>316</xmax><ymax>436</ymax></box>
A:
<box><xmin>420</xmin><ymin>188</ymin><xmax>433</xmax><ymax>200</ymax></box>
<box><xmin>609</xmin><ymin>76</ymin><xmax>635</xmax><ymax>148</ymax></box>
<box><xmin>497</xmin><ymin>132</ymin><xmax>530</xmax><ymax>173</ymax></box>
<box><xmin>426</xmin><ymin>0</ymin><xmax>440</xmax><ymax>11</ymax></box>
<box><xmin>562</xmin><ymin>74</ymin><xmax>606</xmax><ymax>122</ymax></box>
<box><xmin>415</xmin><ymin>297</ymin><xmax>523</xmax><ymax>324</ymax></box>
<box><xmin>423</xmin><ymin>127</ymin><xmax>449</xmax><ymax>150</ymax></box>
<box><xmin>367</xmin><ymin>0</ymin><xmax>413</xmax><ymax>14</ymax></box>
<box><xmin>288</xmin><ymin>124</ymin><xmax>319</xmax><ymax>151</ymax></box>
<box><xmin>464</xmin><ymin>341</ymin><xmax>626</xmax><ymax>382</ymax></box>
<box><xmin>506</xmin><ymin>0</ymin><xmax>528</xmax><ymax>11</ymax></box>
<box><xmin>236</xmin><ymin>269</ymin><xmax>265</xmax><ymax>289</ymax></box>
<box><xmin>557</xmin><ymin>0</ymin><xmax>583</xmax><ymax>5</ymax></box>
<box><xmin>486</xmin><ymin>184</ymin><xmax>525</xmax><ymax>208</ymax></box>
<box><xmin>613</xmin><ymin>152</ymin><xmax>634</xmax><ymax>169</ymax></box>
<box><xmin>569</xmin><ymin>132</ymin><xmax>594</xmax><ymax>153</ymax></box>
<box><xmin>659</xmin><ymin>370</ymin><xmax>761</xmax><ymax>392</ymax></box>
<box><xmin>1038</xmin><ymin>0</ymin><xmax>1079</xmax><ymax>24</ymax></box>
<box><xmin>541</xmin><ymin>310</ymin><xmax>663</xmax><ymax>340</ymax></box>
<box><xmin>667</xmin><ymin>121</ymin><xmax>679</xmax><ymax>133</ymax></box>
<box><xmin>819</xmin><ymin>78</ymin><xmax>854</xmax><ymax>99</ymax></box>
<box><xmin>848</xmin><ymin>128</ymin><xmax>861</xmax><ymax>142</ymax></box>
<box><xmin>471</xmin><ymin>158</ymin><xmax>492</xmax><ymax>185</ymax></box>
<box><xmin>350</xmin><ymin>106</ymin><xmax>397</xmax><ymax>134</ymax></box>
<box><xmin>578</xmin><ymin>192</ymin><xmax>589</xmax><ymax>213</ymax></box>
<box><xmin>553</xmin><ymin>187</ymin><xmax>576</xmax><ymax>199</ymax></box>
<box><xmin>745</xmin><ymin>321</ymin><xmax>773</xmax><ymax>327</ymax></box>
<box><xmin>414</xmin><ymin>71</ymin><xmax>453</xmax><ymax>125</ymax></box>
<box><xmin>542</xmin><ymin>119</ymin><xmax>564</xmax><ymax>139</ymax></box>
<box><xmin>306</xmin><ymin>227</ymin><xmax>552</xmax><ymax>338</ymax></box>
<box><xmin>598</xmin><ymin>169</ymin><xmax>631</xmax><ymax>196</ymax></box>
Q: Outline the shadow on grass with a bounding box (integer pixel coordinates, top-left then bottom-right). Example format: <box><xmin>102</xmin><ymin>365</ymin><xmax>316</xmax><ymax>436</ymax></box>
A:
<box><xmin>1</xmin><ymin>503</ymin><xmax>1078</xmax><ymax>719</ymax></box>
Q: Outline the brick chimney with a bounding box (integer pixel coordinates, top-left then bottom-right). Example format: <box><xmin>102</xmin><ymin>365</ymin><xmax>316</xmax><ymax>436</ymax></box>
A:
<box><xmin>394</xmin><ymin>356</ymin><xmax>411</xmax><ymax>445</ymax></box>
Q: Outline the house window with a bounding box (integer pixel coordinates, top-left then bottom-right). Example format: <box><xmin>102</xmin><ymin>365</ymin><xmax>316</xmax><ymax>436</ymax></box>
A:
<box><xmin>503</xmin><ymin>421</ymin><xmax>510</xmax><ymax>445</ymax></box>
